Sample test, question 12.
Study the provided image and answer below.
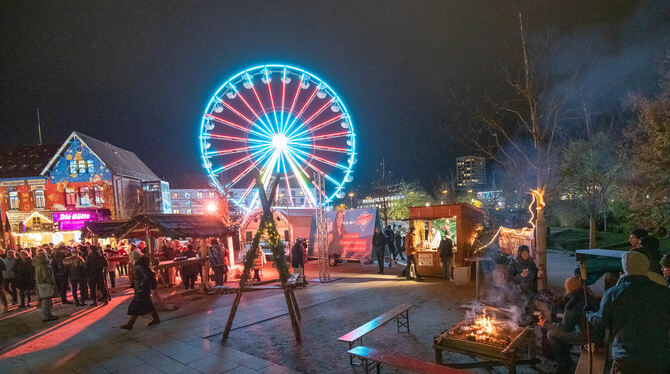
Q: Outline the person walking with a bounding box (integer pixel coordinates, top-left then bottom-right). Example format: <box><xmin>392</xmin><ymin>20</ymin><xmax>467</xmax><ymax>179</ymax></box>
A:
<box><xmin>405</xmin><ymin>227</ymin><xmax>422</xmax><ymax>281</ymax></box>
<box><xmin>253</xmin><ymin>247</ymin><xmax>266</xmax><ymax>282</ymax></box>
<box><xmin>116</xmin><ymin>244</ymin><xmax>128</xmax><ymax>276</ymax></box>
<box><xmin>394</xmin><ymin>230</ymin><xmax>406</xmax><ymax>261</ymax></box>
<box><xmin>207</xmin><ymin>239</ymin><xmax>227</xmax><ymax>286</ymax></box>
<box><xmin>121</xmin><ymin>251</ymin><xmax>159</xmax><ymax>330</ymax></box>
<box><xmin>103</xmin><ymin>245</ymin><xmax>117</xmax><ymax>288</ymax></box>
<box><xmin>14</xmin><ymin>250</ymin><xmax>35</xmax><ymax>308</ymax></box>
<box><xmin>52</xmin><ymin>246</ymin><xmax>72</xmax><ymax>305</ymax></box>
<box><xmin>64</xmin><ymin>248</ymin><xmax>87</xmax><ymax>306</ymax></box>
<box><xmin>373</xmin><ymin>226</ymin><xmax>386</xmax><ymax>274</ymax></box>
<box><xmin>291</xmin><ymin>238</ymin><xmax>306</xmax><ymax>284</ymax></box>
<box><xmin>180</xmin><ymin>244</ymin><xmax>199</xmax><ymax>289</ymax></box>
<box><xmin>439</xmin><ymin>229</ymin><xmax>454</xmax><ymax>281</ymax></box>
<box><xmin>33</xmin><ymin>250</ymin><xmax>57</xmax><ymax>322</ymax></box>
<box><xmin>587</xmin><ymin>251</ymin><xmax>670</xmax><ymax>373</ymax></box>
<box><xmin>1</xmin><ymin>250</ymin><xmax>18</xmax><ymax>305</ymax></box>
<box><xmin>86</xmin><ymin>246</ymin><xmax>108</xmax><ymax>306</ymax></box>
<box><xmin>384</xmin><ymin>225</ymin><xmax>397</xmax><ymax>263</ymax></box>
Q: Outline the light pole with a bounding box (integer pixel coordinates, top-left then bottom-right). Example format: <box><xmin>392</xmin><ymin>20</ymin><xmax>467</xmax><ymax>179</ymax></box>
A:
<box><xmin>348</xmin><ymin>192</ymin><xmax>354</xmax><ymax>209</ymax></box>
<box><xmin>441</xmin><ymin>189</ymin><xmax>448</xmax><ymax>204</ymax></box>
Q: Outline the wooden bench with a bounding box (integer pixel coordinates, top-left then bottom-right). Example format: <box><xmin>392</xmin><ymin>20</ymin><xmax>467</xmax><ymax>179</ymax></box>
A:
<box><xmin>348</xmin><ymin>346</ymin><xmax>467</xmax><ymax>374</ymax></box>
<box><xmin>575</xmin><ymin>346</ymin><xmax>607</xmax><ymax>374</ymax></box>
<box><xmin>338</xmin><ymin>303</ymin><xmax>414</xmax><ymax>365</ymax></box>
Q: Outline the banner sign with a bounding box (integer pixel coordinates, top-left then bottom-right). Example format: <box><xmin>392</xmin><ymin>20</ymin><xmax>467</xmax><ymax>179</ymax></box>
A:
<box><xmin>310</xmin><ymin>208</ymin><xmax>378</xmax><ymax>261</ymax></box>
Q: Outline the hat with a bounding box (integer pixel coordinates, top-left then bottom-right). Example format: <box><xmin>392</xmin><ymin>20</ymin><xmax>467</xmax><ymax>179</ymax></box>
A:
<box><xmin>622</xmin><ymin>251</ymin><xmax>650</xmax><ymax>276</ymax></box>
<box><xmin>564</xmin><ymin>276</ymin><xmax>582</xmax><ymax>294</ymax></box>
<box><xmin>660</xmin><ymin>255</ymin><xmax>670</xmax><ymax>268</ymax></box>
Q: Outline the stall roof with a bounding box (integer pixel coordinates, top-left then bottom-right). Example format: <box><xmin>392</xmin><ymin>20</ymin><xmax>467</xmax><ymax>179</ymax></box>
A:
<box><xmin>409</xmin><ymin>203</ymin><xmax>485</xmax><ymax>220</ymax></box>
<box><xmin>82</xmin><ymin>220</ymin><xmax>126</xmax><ymax>239</ymax></box>
<box><xmin>116</xmin><ymin>214</ymin><xmax>238</xmax><ymax>239</ymax></box>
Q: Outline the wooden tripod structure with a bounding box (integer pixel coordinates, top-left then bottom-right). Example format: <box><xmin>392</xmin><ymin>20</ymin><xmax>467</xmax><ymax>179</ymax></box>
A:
<box><xmin>221</xmin><ymin>173</ymin><xmax>302</xmax><ymax>343</ymax></box>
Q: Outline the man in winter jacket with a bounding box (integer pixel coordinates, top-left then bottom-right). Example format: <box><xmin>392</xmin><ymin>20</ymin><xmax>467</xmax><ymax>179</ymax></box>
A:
<box><xmin>86</xmin><ymin>246</ymin><xmax>108</xmax><ymax>306</ymax></box>
<box><xmin>394</xmin><ymin>230</ymin><xmax>405</xmax><ymax>261</ymax></box>
<box><xmin>291</xmin><ymin>239</ymin><xmax>306</xmax><ymax>284</ymax></box>
<box><xmin>587</xmin><ymin>251</ymin><xmax>670</xmax><ymax>373</ymax></box>
<box><xmin>384</xmin><ymin>226</ymin><xmax>397</xmax><ymax>263</ymax></box>
<box><xmin>33</xmin><ymin>250</ymin><xmax>58</xmax><ymax>322</ymax></box>
<box><xmin>52</xmin><ymin>247</ymin><xmax>72</xmax><ymax>304</ymax></box>
<box><xmin>404</xmin><ymin>227</ymin><xmax>422</xmax><ymax>281</ymax></box>
<box><xmin>1</xmin><ymin>250</ymin><xmax>17</xmax><ymax>305</ymax></box>
<box><xmin>0</xmin><ymin>257</ymin><xmax>7</xmax><ymax>312</ymax></box>
<box><xmin>64</xmin><ymin>249</ymin><xmax>87</xmax><ymax>306</ymax></box>
<box><xmin>373</xmin><ymin>227</ymin><xmax>386</xmax><ymax>274</ymax></box>
<box><xmin>208</xmin><ymin>239</ymin><xmax>228</xmax><ymax>286</ymax></box>
<box><xmin>438</xmin><ymin>230</ymin><xmax>454</xmax><ymax>280</ymax></box>
<box><xmin>253</xmin><ymin>246</ymin><xmax>266</xmax><ymax>282</ymax></box>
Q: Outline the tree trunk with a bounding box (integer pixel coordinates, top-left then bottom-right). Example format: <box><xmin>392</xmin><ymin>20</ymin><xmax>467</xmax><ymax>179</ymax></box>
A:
<box><xmin>589</xmin><ymin>211</ymin><xmax>597</xmax><ymax>249</ymax></box>
<box><xmin>536</xmin><ymin>208</ymin><xmax>548</xmax><ymax>291</ymax></box>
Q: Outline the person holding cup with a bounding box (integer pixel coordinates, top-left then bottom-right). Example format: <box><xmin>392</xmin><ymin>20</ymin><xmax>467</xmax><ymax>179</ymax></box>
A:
<box><xmin>508</xmin><ymin>245</ymin><xmax>542</xmax><ymax>320</ymax></box>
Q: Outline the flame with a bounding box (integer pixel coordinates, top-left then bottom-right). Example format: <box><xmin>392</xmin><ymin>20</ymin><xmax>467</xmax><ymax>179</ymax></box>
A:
<box><xmin>474</xmin><ymin>188</ymin><xmax>545</xmax><ymax>254</ymax></box>
<box><xmin>474</xmin><ymin>310</ymin><xmax>495</xmax><ymax>336</ymax></box>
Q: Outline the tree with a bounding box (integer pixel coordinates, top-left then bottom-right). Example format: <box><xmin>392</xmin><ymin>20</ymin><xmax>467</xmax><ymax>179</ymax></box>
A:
<box><xmin>387</xmin><ymin>181</ymin><xmax>433</xmax><ymax>220</ymax></box>
<box><xmin>372</xmin><ymin>159</ymin><xmax>393</xmax><ymax>225</ymax></box>
<box><xmin>561</xmin><ymin>131</ymin><xmax>622</xmax><ymax>248</ymax></box>
<box><xmin>623</xmin><ymin>78</ymin><xmax>670</xmax><ymax>235</ymax></box>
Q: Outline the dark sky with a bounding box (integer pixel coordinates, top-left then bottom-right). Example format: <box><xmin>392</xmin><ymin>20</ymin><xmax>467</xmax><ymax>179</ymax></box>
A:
<box><xmin>1</xmin><ymin>1</ymin><xmax>666</xmax><ymax>191</ymax></box>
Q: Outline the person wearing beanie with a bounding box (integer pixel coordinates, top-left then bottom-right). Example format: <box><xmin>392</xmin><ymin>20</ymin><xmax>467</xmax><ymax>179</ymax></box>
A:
<box><xmin>661</xmin><ymin>255</ymin><xmax>670</xmax><ymax>288</ymax></box>
<box><xmin>587</xmin><ymin>251</ymin><xmax>670</xmax><ymax>373</ymax></box>
<box><xmin>547</xmin><ymin>276</ymin><xmax>597</xmax><ymax>372</ymax></box>
<box><xmin>633</xmin><ymin>235</ymin><xmax>663</xmax><ymax>275</ymax></box>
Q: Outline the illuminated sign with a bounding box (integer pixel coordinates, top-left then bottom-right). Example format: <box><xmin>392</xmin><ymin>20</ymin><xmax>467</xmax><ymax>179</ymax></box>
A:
<box><xmin>55</xmin><ymin>212</ymin><xmax>92</xmax><ymax>221</ymax></box>
<box><xmin>52</xmin><ymin>209</ymin><xmax>111</xmax><ymax>231</ymax></box>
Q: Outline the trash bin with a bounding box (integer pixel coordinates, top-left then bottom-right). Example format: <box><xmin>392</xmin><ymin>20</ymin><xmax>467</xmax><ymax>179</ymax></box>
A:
<box><xmin>454</xmin><ymin>266</ymin><xmax>470</xmax><ymax>286</ymax></box>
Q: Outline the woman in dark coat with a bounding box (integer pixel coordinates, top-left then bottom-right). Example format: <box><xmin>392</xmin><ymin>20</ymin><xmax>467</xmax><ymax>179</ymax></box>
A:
<box><xmin>14</xmin><ymin>250</ymin><xmax>35</xmax><ymax>307</ymax></box>
<box><xmin>121</xmin><ymin>251</ymin><xmax>159</xmax><ymax>330</ymax></box>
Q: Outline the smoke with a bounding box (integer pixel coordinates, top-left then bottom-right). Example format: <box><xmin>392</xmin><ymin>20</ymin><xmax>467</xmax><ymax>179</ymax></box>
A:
<box><xmin>544</xmin><ymin>1</ymin><xmax>670</xmax><ymax>119</ymax></box>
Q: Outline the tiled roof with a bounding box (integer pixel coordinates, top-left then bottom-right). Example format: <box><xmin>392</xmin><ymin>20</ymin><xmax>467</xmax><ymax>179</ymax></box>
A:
<box><xmin>0</xmin><ymin>144</ymin><xmax>60</xmax><ymax>179</ymax></box>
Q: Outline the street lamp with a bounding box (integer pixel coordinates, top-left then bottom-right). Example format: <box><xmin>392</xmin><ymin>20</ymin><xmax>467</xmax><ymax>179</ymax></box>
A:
<box><xmin>441</xmin><ymin>189</ymin><xmax>448</xmax><ymax>204</ymax></box>
<box><xmin>348</xmin><ymin>192</ymin><xmax>354</xmax><ymax>209</ymax></box>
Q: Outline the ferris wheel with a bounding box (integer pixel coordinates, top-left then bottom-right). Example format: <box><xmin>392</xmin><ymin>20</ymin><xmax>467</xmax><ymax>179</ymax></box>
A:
<box><xmin>199</xmin><ymin>64</ymin><xmax>357</xmax><ymax>211</ymax></box>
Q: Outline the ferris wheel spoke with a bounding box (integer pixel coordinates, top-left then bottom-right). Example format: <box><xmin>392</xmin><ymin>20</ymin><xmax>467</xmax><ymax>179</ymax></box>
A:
<box><xmin>280</xmin><ymin>68</ymin><xmax>287</xmax><ymax>133</ymax></box>
<box><xmin>206</xmin><ymin>144</ymin><xmax>265</xmax><ymax>157</ymax></box>
<box><xmin>289</xmin><ymin>114</ymin><xmax>344</xmax><ymax>140</ymax></box>
<box><xmin>227</xmin><ymin>162</ymin><xmax>257</xmax><ymax>188</ymax></box>
<box><xmin>283</xmin><ymin>151</ymin><xmax>317</xmax><ymax>207</ymax></box>
<box><xmin>284</xmin><ymin>75</ymin><xmax>304</xmax><ymax>134</ymax></box>
<box><xmin>288</xmin><ymin>151</ymin><xmax>340</xmax><ymax>189</ymax></box>
<box><xmin>233</xmin><ymin>87</ymin><xmax>275</xmax><ymax>136</ymax></box>
<box><xmin>292</xmin><ymin>143</ymin><xmax>348</xmax><ymax>153</ymax></box>
<box><xmin>204</xmin><ymin>133</ymin><xmax>249</xmax><ymax>142</ymax></box>
<box><xmin>264</xmin><ymin>70</ymin><xmax>279</xmax><ymax>130</ymax></box>
<box><xmin>216</xmin><ymin>102</ymin><xmax>273</xmax><ymax>139</ymax></box>
<box><xmin>285</xmin><ymin>85</ymin><xmax>320</xmax><ymax>133</ymax></box>
<box><xmin>309</xmin><ymin>131</ymin><xmax>350</xmax><ymax>141</ymax></box>
<box><xmin>292</xmin><ymin>148</ymin><xmax>349</xmax><ymax>170</ymax></box>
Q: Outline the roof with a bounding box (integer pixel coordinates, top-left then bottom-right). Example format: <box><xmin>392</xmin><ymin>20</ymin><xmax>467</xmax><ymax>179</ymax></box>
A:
<box><xmin>42</xmin><ymin>132</ymin><xmax>160</xmax><ymax>182</ymax></box>
<box><xmin>408</xmin><ymin>203</ymin><xmax>486</xmax><ymax>220</ymax></box>
<box><xmin>82</xmin><ymin>220</ymin><xmax>127</xmax><ymax>239</ymax></box>
<box><xmin>116</xmin><ymin>214</ymin><xmax>238</xmax><ymax>239</ymax></box>
<box><xmin>0</xmin><ymin>144</ymin><xmax>60</xmax><ymax>179</ymax></box>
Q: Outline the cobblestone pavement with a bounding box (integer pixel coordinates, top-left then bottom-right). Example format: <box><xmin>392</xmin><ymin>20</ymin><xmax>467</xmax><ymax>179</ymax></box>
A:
<box><xmin>0</xmin><ymin>250</ymin><xmax>582</xmax><ymax>373</ymax></box>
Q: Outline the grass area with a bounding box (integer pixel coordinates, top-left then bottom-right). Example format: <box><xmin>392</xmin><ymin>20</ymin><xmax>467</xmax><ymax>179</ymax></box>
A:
<box><xmin>549</xmin><ymin>227</ymin><xmax>670</xmax><ymax>253</ymax></box>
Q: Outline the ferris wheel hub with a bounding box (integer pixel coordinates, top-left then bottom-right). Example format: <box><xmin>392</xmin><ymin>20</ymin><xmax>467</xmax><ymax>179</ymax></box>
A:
<box><xmin>271</xmin><ymin>133</ymin><xmax>289</xmax><ymax>151</ymax></box>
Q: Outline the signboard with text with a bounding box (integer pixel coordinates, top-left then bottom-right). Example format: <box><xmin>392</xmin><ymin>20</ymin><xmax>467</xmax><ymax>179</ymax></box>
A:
<box><xmin>52</xmin><ymin>209</ymin><xmax>111</xmax><ymax>231</ymax></box>
<box><xmin>309</xmin><ymin>208</ymin><xmax>379</xmax><ymax>261</ymax></box>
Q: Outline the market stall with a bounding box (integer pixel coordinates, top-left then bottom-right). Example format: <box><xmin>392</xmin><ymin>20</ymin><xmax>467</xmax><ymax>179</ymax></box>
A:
<box><xmin>408</xmin><ymin>204</ymin><xmax>485</xmax><ymax>277</ymax></box>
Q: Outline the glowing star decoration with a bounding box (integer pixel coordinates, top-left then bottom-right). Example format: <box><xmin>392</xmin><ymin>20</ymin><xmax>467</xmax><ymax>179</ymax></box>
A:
<box><xmin>474</xmin><ymin>188</ymin><xmax>545</xmax><ymax>254</ymax></box>
<box><xmin>199</xmin><ymin>65</ymin><xmax>357</xmax><ymax>211</ymax></box>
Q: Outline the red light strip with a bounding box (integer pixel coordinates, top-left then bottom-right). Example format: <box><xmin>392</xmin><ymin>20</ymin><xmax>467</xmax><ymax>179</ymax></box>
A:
<box><xmin>311</xmin><ymin>144</ymin><xmax>347</xmax><ymax>152</ymax></box>
<box><xmin>224</xmin><ymin>154</ymin><xmax>253</xmax><ymax>169</ymax></box>
<box><xmin>206</xmin><ymin>133</ymin><xmax>248</xmax><ymax>141</ymax></box>
<box><xmin>292</xmin><ymin>86</ymin><xmax>319</xmax><ymax>122</ymax></box>
<box><xmin>210</xmin><ymin>146</ymin><xmax>250</xmax><ymax>155</ymax></box>
<box><xmin>301</xmin><ymin>98</ymin><xmax>333</xmax><ymax>126</ymax></box>
<box><xmin>235</xmin><ymin>90</ymin><xmax>271</xmax><ymax>131</ymax></box>
<box><xmin>287</xmin><ymin>78</ymin><xmax>303</xmax><ymax>120</ymax></box>
<box><xmin>230</xmin><ymin>163</ymin><xmax>256</xmax><ymax>186</ymax></box>
<box><xmin>310</xmin><ymin>131</ymin><xmax>349</xmax><ymax>140</ymax></box>
<box><xmin>206</xmin><ymin>114</ymin><xmax>250</xmax><ymax>133</ymax></box>
<box><xmin>307</xmin><ymin>114</ymin><xmax>343</xmax><ymax>133</ymax></box>
<box><xmin>220</xmin><ymin>101</ymin><xmax>256</xmax><ymax>127</ymax></box>
<box><xmin>250</xmin><ymin>84</ymin><xmax>269</xmax><ymax>120</ymax></box>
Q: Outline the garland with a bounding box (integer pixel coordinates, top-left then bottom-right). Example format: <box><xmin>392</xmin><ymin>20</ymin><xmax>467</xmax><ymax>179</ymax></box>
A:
<box><xmin>239</xmin><ymin>217</ymin><xmax>290</xmax><ymax>287</ymax></box>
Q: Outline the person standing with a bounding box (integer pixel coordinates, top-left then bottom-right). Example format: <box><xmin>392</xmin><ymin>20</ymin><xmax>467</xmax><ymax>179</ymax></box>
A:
<box><xmin>116</xmin><ymin>243</ymin><xmax>128</xmax><ymax>276</ymax></box>
<box><xmin>395</xmin><ymin>229</ymin><xmax>405</xmax><ymax>261</ymax></box>
<box><xmin>64</xmin><ymin>248</ymin><xmax>87</xmax><ymax>306</ymax></box>
<box><xmin>103</xmin><ymin>245</ymin><xmax>118</xmax><ymax>288</ymax></box>
<box><xmin>291</xmin><ymin>238</ymin><xmax>306</xmax><ymax>284</ymax></box>
<box><xmin>253</xmin><ymin>247</ymin><xmax>266</xmax><ymax>282</ymax></box>
<box><xmin>587</xmin><ymin>251</ymin><xmax>670</xmax><ymax>373</ymax></box>
<box><xmin>86</xmin><ymin>246</ymin><xmax>108</xmax><ymax>306</ymax></box>
<box><xmin>180</xmin><ymin>244</ymin><xmax>199</xmax><ymax>289</ymax></box>
<box><xmin>1</xmin><ymin>250</ymin><xmax>18</xmax><ymax>305</ymax></box>
<box><xmin>207</xmin><ymin>239</ymin><xmax>227</xmax><ymax>286</ymax></box>
<box><xmin>439</xmin><ymin>229</ymin><xmax>454</xmax><ymax>281</ymax></box>
<box><xmin>121</xmin><ymin>251</ymin><xmax>160</xmax><ymax>330</ymax></box>
<box><xmin>0</xmin><ymin>254</ymin><xmax>8</xmax><ymax>313</ymax></box>
<box><xmin>507</xmin><ymin>245</ymin><xmax>543</xmax><ymax>318</ymax></box>
<box><xmin>52</xmin><ymin>246</ymin><xmax>72</xmax><ymax>305</ymax></box>
<box><xmin>384</xmin><ymin>225</ymin><xmax>397</xmax><ymax>263</ymax></box>
<box><xmin>405</xmin><ymin>227</ymin><xmax>422</xmax><ymax>281</ymax></box>
<box><xmin>635</xmin><ymin>235</ymin><xmax>663</xmax><ymax>275</ymax></box>
<box><xmin>33</xmin><ymin>250</ymin><xmax>58</xmax><ymax>322</ymax></box>
<box><xmin>14</xmin><ymin>250</ymin><xmax>35</xmax><ymax>308</ymax></box>
<box><xmin>373</xmin><ymin>227</ymin><xmax>386</xmax><ymax>274</ymax></box>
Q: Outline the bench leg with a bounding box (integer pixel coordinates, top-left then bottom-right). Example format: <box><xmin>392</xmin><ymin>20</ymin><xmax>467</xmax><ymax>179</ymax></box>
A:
<box><xmin>435</xmin><ymin>348</ymin><xmax>443</xmax><ymax>364</ymax></box>
<box><xmin>348</xmin><ymin>338</ymin><xmax>364</xmax><ymax>366</ymax></box>
<box><xmin>396</xmin><ymin>310</ymin><xmax>410</xmax><ymax>333</ymax></box>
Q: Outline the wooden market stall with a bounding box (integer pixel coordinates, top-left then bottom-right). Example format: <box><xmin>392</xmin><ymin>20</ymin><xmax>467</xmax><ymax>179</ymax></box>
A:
<box><xmin>408</xmin><ymin>204</ymin><xmax>485</xmax><ymax>277</ymax></box>
<box><xmin>114</xmin><ymin>214</ymin><xmax>238</xmax><ymax>294</ymax></box>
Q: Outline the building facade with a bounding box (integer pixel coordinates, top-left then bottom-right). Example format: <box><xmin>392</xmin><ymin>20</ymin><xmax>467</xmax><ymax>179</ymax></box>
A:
<box><xmin>170</xmin><ymin>188</ymin><xmax>219</xmax><ymax>215</ymax></box>
<box><xmin>456</xmin><ymin>156</ymin><xmax>486</xmax><ymax>192</ymax></box>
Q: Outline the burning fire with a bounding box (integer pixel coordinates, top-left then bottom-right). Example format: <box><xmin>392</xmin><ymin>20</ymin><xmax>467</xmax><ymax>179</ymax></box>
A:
<box><xmin>472</xmin><ymin>310</ymin><xmax>495</xmax><ymax>337</ymax></box>
<box><xmin>446</xmin><ymin>306</ymin><xmax>522</xmax><ymax>347</ymax></box>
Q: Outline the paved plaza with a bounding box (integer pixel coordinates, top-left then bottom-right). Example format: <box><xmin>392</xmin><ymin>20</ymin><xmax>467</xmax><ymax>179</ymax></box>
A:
<box><xmin>0</xmin><ymin>251</ymin><xmax>581</xmax><ymax>374</ymax></box>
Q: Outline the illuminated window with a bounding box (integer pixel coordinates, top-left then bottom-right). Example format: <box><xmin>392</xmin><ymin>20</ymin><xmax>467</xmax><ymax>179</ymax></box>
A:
<box><xmin>69</xmin><ymin>161</ymin><xmax>77</xmax><ymax>175</ymax></box>
<box><xmin>32</xmin><ymin>216</ymin><xmax>41</xmax><ymax>225</ymax></box>
<box><xmin>9</xmin><ymin>191</ymin><xmax>19</xmax><ymax>210</ymax></box>
<box><xmin>196</xmin><ymin>192</ymin><xmax>203</xmax><ymax>198</ymax></box>
<box><xmin>79</xmin><ymin>187</ymin><xmax>90</xmax><ymax>206</ymax></box>
<box><xmin>186</xmin><ymin>209</ymin><xmax>192</xmax><ymax>214</ymax></box>
<box><xmin>209</xmin><ymin>192</ymin><xmax>215</xmax><ymax>198</ymax></box>
<box><xmin>34</xmin><ymin>190</ymin><xmax>45</xmax><ymax>208</ymax></box>
<box><xmin>78</xmin><ymin>161</ymin><xmax>87</xmax><ymax>174</ymax></box>
<box><xmin>184</xmin><ymin>192</ymin><xmax>191</xmax><ymax>199</ymax></box>
<box><xmin>172</xmin><ymin>192</ymin><xmax>178</xmax><ymax>198</ymax></box>
<box><xmin>94</xmin><ymin>186</ymin><xmax>104</xmax><ymax>205</ymax></box>
<box><xmin>87</xmin><ymin>160</ymin><xmax>95</xmax><ymax>173</ymax></box>
<box><xmin>173</xmin><ymin>209</ymin><xmax>180</xmax><ymax>214</ymax></box>
<box><xmin>185</xmin><ymin>200</ymin><xmax>191</xmax><ymax>207</ymax></box>
<box><xmin>65</xmin><ymin>188</ymin><xmax>76</xmax><ymax>206</ymax></box>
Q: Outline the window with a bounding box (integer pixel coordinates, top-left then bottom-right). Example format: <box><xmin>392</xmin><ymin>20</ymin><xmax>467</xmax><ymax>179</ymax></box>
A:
<box><xmin>34</xmin><ymin>190</ymin><xmax>45</xmax><ymax>208</ymax></box>
<box><xmin>87</xmin><ymin>160</ymin><xmax>95</xmax><ymax>173</ymax></box>
<box><xmin>65</xmin><ymin>188</ymin><xmax>76</xmax><ymax>206</ymax></box>
<box><xmin>173</xmin><ymin>209</ymin><xmax>180</xmax><ymax>214</ymax></box>
<box><xmin>69</xmin><ymin>161</ymin><xmax>77</xmax><ymax>175</ymax></box>
<box><xmin>78</xmin><ymin>161</ymin><xmax>87</xmax><ymax>174</ymax></box>
<box><xmin>32</xmin><ymin>216</ymin><xmax>41</xmax><ymax>225</ymax></box>
<box><xmin>209</xmin><ymin>192</ymin><xmax>215</xmax><ymax>198</ymax></box>
<box><xmin>94</xmin><ymin>186</ymin><xmax>104</xmax><ymax>205</ymax></box>
<box><xmin>184</xmin><ymin>192</ymin><xmax>191</xmax><ymax>199</ymax></box>
<box><xmin>79</xmin><ymin>187</ymin><xmax>90</xmax><ymax>206</ymax></box>
<box><xmin>9</xmin><ymin>191</ymin><xmax>19</xmax><ymax>210</ymax></box>
<box><xmin>172</xmin><ymin>192</ymin><xmax>178</xmax><ymax>199</ymax></box>
<box><xmin>184</xmin><ymin>200</ymin><xmax>191</xmax><ymax>207</ymax></box>
<box><xmin>196</xmin><ymin>192</ymin><xmax>203</xmax><ymax>198</ymax></box>
<box><xmin>186</xmin><ymin>209</ymin><xmax>192</xmax><ymax>214</ymax></box>
<box><xmin>246</xmin><ymin>231</ymin><xmax>253</xmax><ymax>242</ymax></box>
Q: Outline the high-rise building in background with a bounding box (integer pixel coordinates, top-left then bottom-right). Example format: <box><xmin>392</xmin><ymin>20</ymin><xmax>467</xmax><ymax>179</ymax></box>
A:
<box><xmin>456</xmin><ymin>156</ymin><xmax>486</xmax><ymax>192</ymax></box>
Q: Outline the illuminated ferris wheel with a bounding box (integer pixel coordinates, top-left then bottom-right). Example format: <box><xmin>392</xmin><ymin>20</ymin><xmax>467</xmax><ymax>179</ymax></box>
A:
<box><xmin>199</xmin><ymin>64</ymin><xmax>357</xmax><ymax>211</ymax></box>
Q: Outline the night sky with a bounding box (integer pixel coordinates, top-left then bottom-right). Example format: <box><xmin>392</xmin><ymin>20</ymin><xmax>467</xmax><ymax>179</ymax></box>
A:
<box><xmin>2</xmin><ymin>1</ymin><xmax>667</xmax><ymax>191</ymax></box>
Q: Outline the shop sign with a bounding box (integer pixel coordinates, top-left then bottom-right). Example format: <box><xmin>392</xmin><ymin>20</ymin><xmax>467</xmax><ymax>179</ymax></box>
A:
<box><xmin>52</xmin><ymin>209</ymin><xmax>111</xmax><ymax>231</ymax></box>
<box><xmin>27</xmin><ymin>179</ymin><xmax>47</xmax><ymax>185</ymax></box>
<box><xmin>418</xmin><ymin>253</ymin><xmax>434</xmax><ymax>266</ymax></box>
<box><xmin>0</xmin><ymin>180</ymin><xmax>26</xmax><ymax>187</ymax></box>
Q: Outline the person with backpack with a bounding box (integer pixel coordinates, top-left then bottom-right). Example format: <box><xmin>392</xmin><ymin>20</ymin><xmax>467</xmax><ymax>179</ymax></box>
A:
<box><xmin>439</xmin><ymin>229</ymin><xmax>454</xmax><ymax>281</ymax></box>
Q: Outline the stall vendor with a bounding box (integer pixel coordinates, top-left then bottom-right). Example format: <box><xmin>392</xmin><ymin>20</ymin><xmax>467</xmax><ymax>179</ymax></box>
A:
<box><xmin>428</xmin><ymin>227</ymin><xmax>441</xmax><ymax>250</ymax></box>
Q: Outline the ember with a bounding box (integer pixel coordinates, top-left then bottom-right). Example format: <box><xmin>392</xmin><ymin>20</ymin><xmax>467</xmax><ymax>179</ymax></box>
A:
<box><xmin>446</xmin><ymin>307</ymin><xmax>522</xmax><ymax>348</ymax></box>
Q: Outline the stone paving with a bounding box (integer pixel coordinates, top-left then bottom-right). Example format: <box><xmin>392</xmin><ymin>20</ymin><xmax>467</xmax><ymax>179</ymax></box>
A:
<box><xmin>0</xmin><ymin>250</ymin><xmax>582</xmax><ymax>374</ymax></box>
